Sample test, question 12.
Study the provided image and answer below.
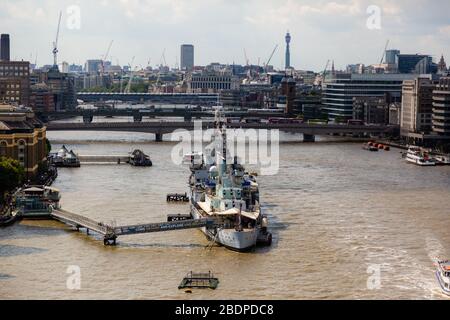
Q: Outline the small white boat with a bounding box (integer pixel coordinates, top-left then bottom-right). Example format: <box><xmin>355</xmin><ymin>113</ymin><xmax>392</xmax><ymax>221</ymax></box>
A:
<box><xmin>434</xmin><ymin>155</ymin><xmax>450</xmax><ymax>165</ymax></box>
<box><xmin>405</xmin><ymin>146</ymin><xmax>436</xmax><ymax>166</ymax></box>
<box><xmin>436</xmin><ymin>260</ymin><xmax>450</xmax><ymax>295</ymax></box>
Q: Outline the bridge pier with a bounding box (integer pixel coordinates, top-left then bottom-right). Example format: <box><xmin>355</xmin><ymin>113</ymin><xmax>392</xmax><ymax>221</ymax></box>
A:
<box><xmin>155</xmin><ymin>133</ymin><xmax>163</xmax><ymax>142</ymax></box>
<box><xmin>133</xmin><ymin>114</ymin><xmax>142</xmax><ymax>122</ymax></box>
<box><xmin>104</xmin><ymin>235</ymin><xmax>117</xmax><ymax>246</ymax></box>
<box><xmin>83</xmin><ymin>115</ymin><xmax>93</xmax><ymax>124</ymax></box>
<box><xmin>303</xmin><ymin>134</ymin><xmax>316</xmax><ymax>143</ymax></box>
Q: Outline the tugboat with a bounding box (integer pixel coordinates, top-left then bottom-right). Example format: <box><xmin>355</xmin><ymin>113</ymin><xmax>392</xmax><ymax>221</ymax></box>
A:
<box><xmin>405</xmin><ymin>146</ymin><xmax>436</xmax><ymax>166</ymax></box>
<box><xmin>436</xmin><ymin>260</ymin><xmax>450</xmax><ymax>295</ymax></box>
<box><xmin>183</xmin><ymin>107</ymin><xmax>272</xmax><ymax>252</ymax></box>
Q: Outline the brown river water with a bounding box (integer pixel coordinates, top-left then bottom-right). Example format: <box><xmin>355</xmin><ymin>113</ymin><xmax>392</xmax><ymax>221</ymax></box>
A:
<box><xmin>1</xmin><ymin>128</ymin><xmax>450</xmax><ymax>300</ymax></box>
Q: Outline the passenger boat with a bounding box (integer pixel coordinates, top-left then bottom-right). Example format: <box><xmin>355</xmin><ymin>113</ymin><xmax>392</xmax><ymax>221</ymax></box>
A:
<box><xmin>405</xmin><ymin>146</ymin><xmax>436</xmax><ymax>166</ymax></box>
<box><xmin>436</xmin><ymin>260</ymin><xmax>450</xmax><ymax>295</ymax></box>
<box><xmin>183</xmin><ymin>107</ymin><xmax>272</xmax><ymax>251</ymax></box>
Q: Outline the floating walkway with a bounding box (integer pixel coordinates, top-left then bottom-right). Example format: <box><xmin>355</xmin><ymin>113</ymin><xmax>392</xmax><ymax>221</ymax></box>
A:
<box><xmin>50</xmin><ymin>208</ymin><xmax>216</xmax><ymax>245</ymax></box>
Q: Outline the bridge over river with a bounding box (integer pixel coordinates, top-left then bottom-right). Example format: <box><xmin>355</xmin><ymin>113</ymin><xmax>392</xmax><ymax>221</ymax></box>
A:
<box><xmin>46</xmin><ymin>121</ymin><xmax>397</xmax><ymax>142</ymax></box>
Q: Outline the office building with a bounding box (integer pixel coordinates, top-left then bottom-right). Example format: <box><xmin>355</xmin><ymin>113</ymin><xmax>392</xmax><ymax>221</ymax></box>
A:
<box><xmin>322</xmin><ymin>73</ymin><xmax>416</xmax><ymax>120</ymax></box>
<box><xmin>400</xmin><ymin>75</ymin><xmax>439</xmax><ymax>139</ymax></box>
<box><xmin>432</xmin><ymin>77</ymin><xmax>450</xmax><ymax>137</ymax></box>
<box><xmin>186</xmin><ymin>71</ymin><xmax>240</xmax><ymax>93</ymax></box>
<box><xmin>29</xmin><ymin>83</ymin><xmax>55</xmax><ymax>112</ymax></box>
<box><xmin>180</xmin><ymin>44</ymin><xmax>194</xmax><ymax>70</ymax></box>
<box><xmin>0</xmin><ymin>60</ymin><xmax>30</xmax><ymax>107</ymax></box>
<box><xmin>84</xmin><ymin>59</ymin><xmax>102</xmax><ymax>73</ymax></box>
<box><xmin>0</xmin><ymin>34</ymin><xmax>10</xmax><ymax>61</ymax></box>
<box><xmin>353</xmin><ymin>95</ymin><xmax>392</xmax><ymax>125</ymax></box>
<box><xmin>396</xmin><ymin>54</ymin><xmax>436</xmax><ymax>74</ymax></box>
<box><xmin>385</xmin><ymin>49</ymin><xmax>400</xmax><ymax>65</ymax></box>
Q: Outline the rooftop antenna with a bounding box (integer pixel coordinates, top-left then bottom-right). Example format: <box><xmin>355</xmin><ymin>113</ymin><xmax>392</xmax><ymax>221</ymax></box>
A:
<box><xmin>52</xmin><ymin>11</ymin><xmax>62</xmax><ymax>66</ymax></box>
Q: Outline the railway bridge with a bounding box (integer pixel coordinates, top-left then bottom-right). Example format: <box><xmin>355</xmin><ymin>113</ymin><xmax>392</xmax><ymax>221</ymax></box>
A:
<box><xmin>46</xmin><ymin>121</ymin><xmax>397</xmax><ymax>142</ymax></box>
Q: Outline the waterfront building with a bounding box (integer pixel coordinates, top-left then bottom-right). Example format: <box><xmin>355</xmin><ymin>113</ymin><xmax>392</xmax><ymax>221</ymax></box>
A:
<box><xmin>400</xmin><ymin>75</ymin><xmax>439</xmax><ymax>141</ymax></box>
<box><xmin>0</xmin><ymin>104</ymin><xmax>47</xmax><ymax>177</ymax></box>
<box><xmin>186</xmin><ymin>71</ymin><xmax>240</xmax><ymax>93</ymax></box>
<box><xmin>322</xmin><ymin>73</ymin><xmax>416</xmax><ymax>120</ymax></box>
<box><xmin>285</xmin><ymin>32</ymin><xmax>291</xmax><ymax>69</ymax></box>
<box><xmin>0</xmin><ymin>60</ymin><xmax>30</xmax><ymax>107</ymax></box>
<box><xmin>0</xmin><ymin>34</ymin><xmax>10</xmax><ymax>61</ymax></box>
<box><xmin>432</xmin><ymin>77</ymin><xmax>450</xmax><ymax>137</ymax></box>
<box><xmin>353</xmin><ymin>95</ymin><xmax>394</xmax><ymax>125</ymax></box>
<box><xmin>180</xmin><ymin>44</ymin><xmax>194</xmax><ymax>71</ymax></box>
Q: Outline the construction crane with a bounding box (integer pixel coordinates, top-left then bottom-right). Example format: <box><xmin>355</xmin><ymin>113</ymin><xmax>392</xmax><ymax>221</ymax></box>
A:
<box><xmin>159</xmin><ymin>49</ymin><xmax>167</xmax><ymax>67</ymax></box>
<box><xmin>124</xmin><ymin>56</ymin><xmax>135</xmax><ymax>93</ymax></box>
<box><xmin>320</xmin><ymin>59</ymin><xmax>330</xmax><ymax>86</ymax></box>
<box><xmin>52</xmin><ymin>11</ymin><xmax>62</xmax><ymax>66</ymax></box>
<box><xmin>379</xmin><ymin>39</ymin><xmax>390</xmax><ymax>65</ymax></box>
<box><xmin>243</xmin><ymin>48</ymin><xmax>249</xmax><ymax>66</ymax></box>
<box><xmin>264</xmin><ymin>44</ymin><xmax>278</xmax><ymax>72</ymax></box>
<box><xmin>101</xmin><ymin>40</ymin><xmax>114</xmax><ymax>74</ymax></box>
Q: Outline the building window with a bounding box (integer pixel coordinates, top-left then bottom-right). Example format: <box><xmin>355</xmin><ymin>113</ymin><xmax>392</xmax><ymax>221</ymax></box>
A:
<box><xmin>0</xmin><ymin>141</ymin><xmax>7</xmax><ymax>157</ymax></box>
<box><xmin>18</xmin><ymin>140</ymin><xmax>26</xmax><ymax>167</ymax></box>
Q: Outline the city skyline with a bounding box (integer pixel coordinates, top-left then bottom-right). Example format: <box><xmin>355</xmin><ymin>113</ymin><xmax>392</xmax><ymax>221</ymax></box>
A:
<box><xmin>1</xmin><ymin>0</ymin><xmax>450</xmax><ymax>71</ymax></box>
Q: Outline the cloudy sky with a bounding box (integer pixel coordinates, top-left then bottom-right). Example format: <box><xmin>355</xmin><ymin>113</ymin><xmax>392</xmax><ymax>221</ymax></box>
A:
<box><xmin>1</xmin><ymin>0</ymin><xmax>449</xmax><ymax>71</ymax></box>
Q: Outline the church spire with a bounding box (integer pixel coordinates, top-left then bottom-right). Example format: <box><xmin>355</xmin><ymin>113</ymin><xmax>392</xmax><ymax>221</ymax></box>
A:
<box><xmin>438</xmin><ymin>54</ymin><xmax>447</xmax><ymax>72</ymax></box>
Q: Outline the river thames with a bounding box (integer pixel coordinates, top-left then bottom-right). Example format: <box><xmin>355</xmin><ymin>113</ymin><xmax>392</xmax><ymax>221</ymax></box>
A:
<box><xmin>1</xmin><ymin>129</ymin><xmax>450</xmax><ymax>299</ymax></box>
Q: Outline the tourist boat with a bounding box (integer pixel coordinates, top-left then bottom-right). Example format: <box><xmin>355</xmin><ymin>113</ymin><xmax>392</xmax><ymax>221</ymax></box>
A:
<box><xmin>405</xmin><ymin>146</ymin><xmax>436</xmax><ymax>166</ymax></box>
<box><xmin>362</xmin><ymin>143</ymin><xmax>378</xmax><ymax>152</ymax></box>
<box><xmin>183</xmin><ymin>107</ymin><xmax>272</xmax><ymax>252</ymax></box>
<box><xmin>436</xmin><ymin>260</ymin><xmax>450</xmax><ymax>295</ymax></box>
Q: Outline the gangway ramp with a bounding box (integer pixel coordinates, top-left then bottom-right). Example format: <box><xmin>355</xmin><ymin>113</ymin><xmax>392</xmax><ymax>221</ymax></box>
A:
<box><xmin>51</xmin><ymin>208</ymin><xmax>114</xmax><ymax>236</ymax></box>
<box><xmin>50</xmin><ymin>208</ymin><xmax>216</xmax><ymax>245</ymax></box>
<box><xmin>114</xmin><ymin>218</ymin><xmax>214</xmax><ymax>236</ymax></box>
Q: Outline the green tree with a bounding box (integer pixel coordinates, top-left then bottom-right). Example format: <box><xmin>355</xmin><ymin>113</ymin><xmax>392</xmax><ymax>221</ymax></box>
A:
<box><xmin>0</xmin><ymin>157</ymin><xmax>25</xmax><ymax>203</ymax></box>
